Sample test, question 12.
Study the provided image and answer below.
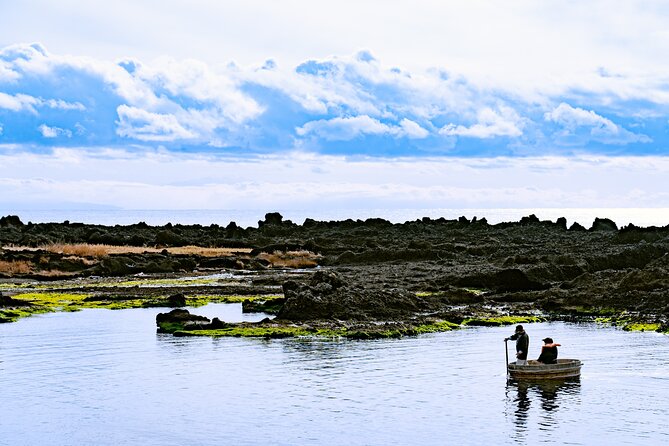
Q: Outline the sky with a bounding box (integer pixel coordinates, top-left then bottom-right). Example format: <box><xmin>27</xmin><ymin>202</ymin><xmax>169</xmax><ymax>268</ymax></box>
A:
<box><xmin>1</xmin><ymin>1</ymin><xmax>669</xmax><ymax>213</ymax></box>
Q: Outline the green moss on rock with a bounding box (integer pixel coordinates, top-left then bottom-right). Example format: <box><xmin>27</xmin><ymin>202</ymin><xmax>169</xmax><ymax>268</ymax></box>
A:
<box><xmin>462</xmin><ymin>315</ymin><xmax>545</xmax><ymax>327</ymax></box>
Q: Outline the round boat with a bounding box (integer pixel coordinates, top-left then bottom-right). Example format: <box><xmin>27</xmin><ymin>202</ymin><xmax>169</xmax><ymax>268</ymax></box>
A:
<box><xmin>507</xmin><ymin>359</ymin><xmax>582</xmax><ymax>380</ymax></box>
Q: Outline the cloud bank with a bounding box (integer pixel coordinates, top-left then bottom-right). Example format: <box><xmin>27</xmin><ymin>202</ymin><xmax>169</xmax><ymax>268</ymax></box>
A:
<box><xmin>0</xmin><ymin>43</ymin><xmax>663</xmax><ymax>156</ymax></box>
<box><xmin>1</xmin><ymin>43</ymin><xmax>668</xmax><ymax>212</ymax></box>
<box><xmin>1</xmin><ymin>148</ymin><xmax>668</xmax><ymax>210</ymax></box>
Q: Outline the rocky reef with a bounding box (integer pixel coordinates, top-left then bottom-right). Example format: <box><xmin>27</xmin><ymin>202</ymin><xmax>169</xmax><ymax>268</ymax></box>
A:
<box><xmin>2</xmin><ymin>212</ymin><xmax>669</xmax><ymax>336</ymax></box>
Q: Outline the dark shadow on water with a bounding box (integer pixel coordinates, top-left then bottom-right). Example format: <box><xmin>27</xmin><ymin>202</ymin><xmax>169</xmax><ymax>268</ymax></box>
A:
<box><xmin>506</xmin><ymin>378</ymin><xmax>581</xmax><ymax>439</ymax></box>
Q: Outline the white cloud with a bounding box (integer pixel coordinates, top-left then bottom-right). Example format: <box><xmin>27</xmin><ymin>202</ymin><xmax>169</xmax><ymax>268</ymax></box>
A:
<box><xmin>544</xmin><ymin>102</ymin><xmax>650</xmax><ymax>145</ymax></box>
<box><xmin>297</xmin><ymin>116</ymin><xmax>390</xmax><ymax>140</ymax></box>
<box><xmin>137</xmin><ymin>57</ymin><xmax>263</xmax><ymax>124</ymax></box>
<box><xmin>116</xmin><ymin>105</ymin><xmax>196</xmax><ymax>142</ymax></box>
<box><xmin>0</xmin><ymin>92</ymin><xmax>84</xmax><ymax>113</ymax></box>
<box><xmin>43</xmin><ymin>99</ymin><xmax>85</xmax><ymax>111</ymax></box>
<box><xmin>1</xmin><ymin>42</ymin><xmax>666</xmax><ymax>153</ymax></box>
<box><xmin>0</xmin><ymin>92</ymin><xmax>39</xmax><ymax>113</ymax></box>
<box><xmin>398</xmin><ymin>119</ymin><xmax>430</xmax><ymax>139</ymax></box>
<box><xmin>440</xmin><ymin>106</ymin><xmax>523</xmax><ymax>138</ymax></box>
<box><xmin>0</xmin><ymin>61</ymin><xmax>19</xmax><ymax>82</ymax></box>
<box><xmin>38</xmin><ymin>124</ymin><xmax>72</xmax><ymax>138</ymax></box>
<box><xmin>296</xmin><ymin>115</ymin><xmax>429</xmax><ymax>141</ymax></box>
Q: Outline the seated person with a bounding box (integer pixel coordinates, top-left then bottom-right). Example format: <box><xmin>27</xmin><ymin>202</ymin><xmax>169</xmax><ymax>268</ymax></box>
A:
<box><xmin>537</xmin><ymin>337</ymin><xmax>561</xmax><ymax>364</ymax></box>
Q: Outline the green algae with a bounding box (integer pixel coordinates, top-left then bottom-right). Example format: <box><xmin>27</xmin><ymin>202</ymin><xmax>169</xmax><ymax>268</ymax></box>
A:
<box><xmin>0</xmin><ymin>289</ymin><xmax>287</xmax><ymax>323</ymax></box>
<box><xmin>4</xmin><ymin>292</ymin><xmax>157</xmax><ymax>320</ymax></box>
<box><xmin>462</xmin><ymin>315</ymin><xmax>546</xmax><ymax>327</ymax></box>
<box><xmin>595</xmin><ymin>315</ymin><xmax>663</xmax><ymax>333</ymax></box>
<box><xmin>166</xmin><ymin>319</ymin><xmax>461</xmax><ymax>340</ymax></box>
<box><xmin>187</xmin><ymin>294</ymin><xmax>283</xmax><ymax>306</ymax></box>
<box><xmin>0</xmin><ymin>283</ymin><xmax>26</xmax><ymax>291</ymax></box>
<box><xmin>622</xmin><ymin>322</ymin><xmax>661</xmax><ymax>332</ymax></box>
<box><xmin>174</xmin><ymin>325</ymin><xmax>317</xmax><ymax>338</ymax></box>
<box><xmin>114</xmin><ymin>277</ymin><xmax>220</xmax><ymax>287</ymax></box>
<box><xmin>413</xmin><ymin>321</ymin><xmax>460</xmax><ymax>333</ymax></box>
<box><xmin>0</xmin><ymin>308</ymin><xmax>46</xmax><ymax>323</ymax></box>
<box><xmin>12</xmin><ymin>292</ymin><xmax>92</xmax><ymax>309</ymax></box>
<box><xmin>570</xmin><ymin>306</ymin><xmax>620</xmax><ymax>316</ymax></box>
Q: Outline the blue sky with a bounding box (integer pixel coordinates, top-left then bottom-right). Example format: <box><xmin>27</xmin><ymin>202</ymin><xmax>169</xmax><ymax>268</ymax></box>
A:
<box><xmin>1</xmin><ymin>1</ymin><xmax>669</xmax><ymax>211</ymax></box>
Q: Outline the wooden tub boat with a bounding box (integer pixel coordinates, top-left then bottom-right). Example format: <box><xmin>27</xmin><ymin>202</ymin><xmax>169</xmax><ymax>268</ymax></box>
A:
<box><xmin>507</xmin><ymin>359</ymin><xmax>582</xmax><ymax>380</ymax></box>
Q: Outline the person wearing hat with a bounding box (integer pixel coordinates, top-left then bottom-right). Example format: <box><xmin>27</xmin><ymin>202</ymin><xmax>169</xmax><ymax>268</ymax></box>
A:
<box><xmin>504</xmin><ymin>325</ymin><xmax>529</xmax><ymax>365</ymax></box>
<box><xmin>537</xmin><ymin>337</ymin><xmax>561</xmax><ymax>364</ymax></box>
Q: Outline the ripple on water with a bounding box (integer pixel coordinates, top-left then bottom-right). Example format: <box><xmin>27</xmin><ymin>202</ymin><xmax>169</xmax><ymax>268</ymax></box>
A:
<box><xmin>0</xmin><ymin>313</ymin><xmax>668</xmax><ymax>445</ymax></box>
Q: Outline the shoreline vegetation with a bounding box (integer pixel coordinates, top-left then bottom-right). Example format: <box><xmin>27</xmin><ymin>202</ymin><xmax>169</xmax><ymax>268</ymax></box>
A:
<box><xmin>1</xmin><ymin>212</ymin><xmax>668</xmax><ymax>338</ymax></box>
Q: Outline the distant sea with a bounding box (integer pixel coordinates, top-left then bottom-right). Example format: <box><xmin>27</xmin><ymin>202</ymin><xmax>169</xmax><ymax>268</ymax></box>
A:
<box><xmin>1</xmin><ymin>208</ymin><xmax>668</xmax><ymax>229</ymax></box>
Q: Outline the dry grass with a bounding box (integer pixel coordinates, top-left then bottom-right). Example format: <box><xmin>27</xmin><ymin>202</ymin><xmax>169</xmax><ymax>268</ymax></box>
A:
<box><xmin>3</xmin><ymin>244</ymin><xmax>251</xmax><ymax>258</ymax></box>
<box><xmin>257</xmin><ymin>250</ymin><xmax>321</xmax><ymax>268</ymax></box>
<box><xmin>0</xmin><ymin>260</ymin><xmax>33</xmax><ymax>275</ymax></box>
<box><xmin>167</xmin><ymin>246</ymin><xmax>252</xmax><ymax>256</ymax></box>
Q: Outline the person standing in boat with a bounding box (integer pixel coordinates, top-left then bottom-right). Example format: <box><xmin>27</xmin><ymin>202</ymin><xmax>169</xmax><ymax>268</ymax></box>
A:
<box><xmin>505</xmin><ymin>325</ymin><xmax>529</xmax><ymax>365</ymax></box>
<box><xmin>537</xmin><ymin>337</ymin><xmax>561</xmax><ymax>364</ymax></box>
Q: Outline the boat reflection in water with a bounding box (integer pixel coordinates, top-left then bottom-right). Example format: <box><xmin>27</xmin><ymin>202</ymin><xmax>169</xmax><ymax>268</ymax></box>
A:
<box><xmin>506</xmin><ymin>378</ymin><xmax>582</xmax><ymax>438</ymax></box>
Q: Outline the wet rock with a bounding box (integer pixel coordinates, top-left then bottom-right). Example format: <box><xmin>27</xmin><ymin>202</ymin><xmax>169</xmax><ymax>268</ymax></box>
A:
<box><xmin>278</xmin><ymin>271</ymin><xmax>427</xmax><ymax>321</ymax></box>
<box><xmin>442</xmin><ymin>288</ymin><xmax>484</xmax><ymax>304</ymax></box>
<box><xmin>94</xmin><ymin>256</ymin><xmax>137</xmax><ymax>276</ymax></box>
<box><xmin>457</xmin><ymin>268</ymin><xmax>547</xmax><ymax>293</ymax></box>
<box><xmin>0</xmin><ymin>292</ymin><xmax>31</xmax><ymax>307</ymax></box>
<box><xmin>209</xmin><ymin>317</ymin><xmax>228</xmax><ymax>329</ymax></box>
<box><xmin>309</xmin><ymin>270</ymin><xmax>345</xmax><ymax>289</ymax></box>
<box><xmin>242</xmin><ymin>298</ymin><xmax>286</xmax><ymax>314</ymax></box>
<box><xmin>167</xmin><ymin>293</ymin><xmax>187</xmax><ymax>307</ymax></box>
<box><xmin>156</xmin><ymin>308</ymin><xmax>210</xmax><ymax>325</ymax></box>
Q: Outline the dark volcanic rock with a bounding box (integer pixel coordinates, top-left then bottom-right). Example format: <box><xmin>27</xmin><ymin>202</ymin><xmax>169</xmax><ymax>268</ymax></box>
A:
<box><xmin>94</xmin><ymin>256</ymin><xmax>137</xmax><ymax>276</ymax></box>
<box><xmin>0</xmin><ymin>215</ymin><xmax>23</xmax><ymax>227</ymax></box>
<box><xmin>167</xmin><ymin>292</ymin><xmax>187</xmax><ymax>307</ymax></box>
<box><xmin>2</xmin><ymin>211</ymin><xmax>669</xmax><ymax>320</ymax></box>
<box><xmin>259</xmin><ymin>212</ymin><xmax>283</xmax><ymax>227</ymax></box>
<box><xmin>569</xmin><ymin>222</ymin><xmax>587</xmax><ymax>231</ymax></box>
<box><xmin>457</xmin><ymin>268</ymin><xmax>547</xmax><ymax>292</ymax></box>
<box><xmin>0</xmin><ymin>292</ymin><xmax>31</xmax><ymax>307</ymax></box>
<box><xmin>278</xmin><ymin>271</ymin><xmax>427</xmax><ymax>321</ymax></box>
<box><xmin>155</xmin><ymin>229</ymin><xmax>185</xmax><ymax>246</ymax></box>
<box><xmin>156</xmin><ymin>308</ymin><xmax>210</xmax><ymax>325</ymax></box>
<box><xmin>590</xmin><ymin>217</ymin><xmax>618</xmax><ymax>232</ymax></box>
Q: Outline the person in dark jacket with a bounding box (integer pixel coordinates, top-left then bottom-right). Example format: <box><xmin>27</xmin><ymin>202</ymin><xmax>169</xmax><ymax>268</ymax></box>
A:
<box><xmin>505</xmin><ymin>325</ymin><xmax>529</xmax><ymax>365</ymax></box>
<box><xmin>537</xmin><ymin>337</ymin><xmax>561</xmax><ymax>364</ymax></box>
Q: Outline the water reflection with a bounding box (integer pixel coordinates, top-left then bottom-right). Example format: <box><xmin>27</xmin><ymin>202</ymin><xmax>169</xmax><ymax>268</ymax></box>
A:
<box><xmin>506</xmin><ymin>379</ymin><xmax>581</xmax><ymax>438</ymax></box>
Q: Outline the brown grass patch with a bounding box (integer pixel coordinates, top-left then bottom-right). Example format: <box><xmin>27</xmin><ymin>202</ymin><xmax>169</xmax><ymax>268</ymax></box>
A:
<box><xmin>3</xmin><ymin>244</ymin><xmax>251</xmax><ymax>258</ymax></box>
<box><xmin>0</xmin><ymin>260</ymin><xmax>33</xmax><ymax>275</ymax></box>
<box><xmin>257</xmin><ymin>250</ymin><xmax>321</xmax><ymax>268</ymax></box>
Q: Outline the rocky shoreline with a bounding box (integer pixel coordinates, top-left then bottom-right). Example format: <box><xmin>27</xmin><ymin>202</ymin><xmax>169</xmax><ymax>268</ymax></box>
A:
<box><xmin>1</xmin><ymin>212</ymin><xmax>668</xmax><ymax>336</ymax></box>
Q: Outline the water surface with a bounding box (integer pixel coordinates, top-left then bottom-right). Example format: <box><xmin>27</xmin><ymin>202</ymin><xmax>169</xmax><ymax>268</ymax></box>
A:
<box><xmin>0</xmin><ymin>308</ymin><xmax>667</xmax><ymax>445</ymax></box>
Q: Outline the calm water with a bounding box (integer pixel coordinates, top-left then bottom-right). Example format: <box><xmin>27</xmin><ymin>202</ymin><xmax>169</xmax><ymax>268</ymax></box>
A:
<box><xmin>2</xmin><ymin>208</ymin><xmax>668</xmax><ymax>228</ymax></box>
<box><xmin>1</xmin><ymin>307</ymin><xmax>667</xmax><ymax>446</ymax></box>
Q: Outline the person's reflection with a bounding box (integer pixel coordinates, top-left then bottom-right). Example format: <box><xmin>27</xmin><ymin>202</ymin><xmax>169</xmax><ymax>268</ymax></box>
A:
<box><xmin>507</xmin><ymin>379</ymin><xmax>581</xmax><ymax>435</ymax></box>
<box><xmin>513</xmin><ymin>381</ymin><xmax>531</xmax><ymax>430</ymax></box>
<box><xmin>538</xmin><ymin>381</ymin><xmax>560</xmax><ymax>412</ymax></box>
